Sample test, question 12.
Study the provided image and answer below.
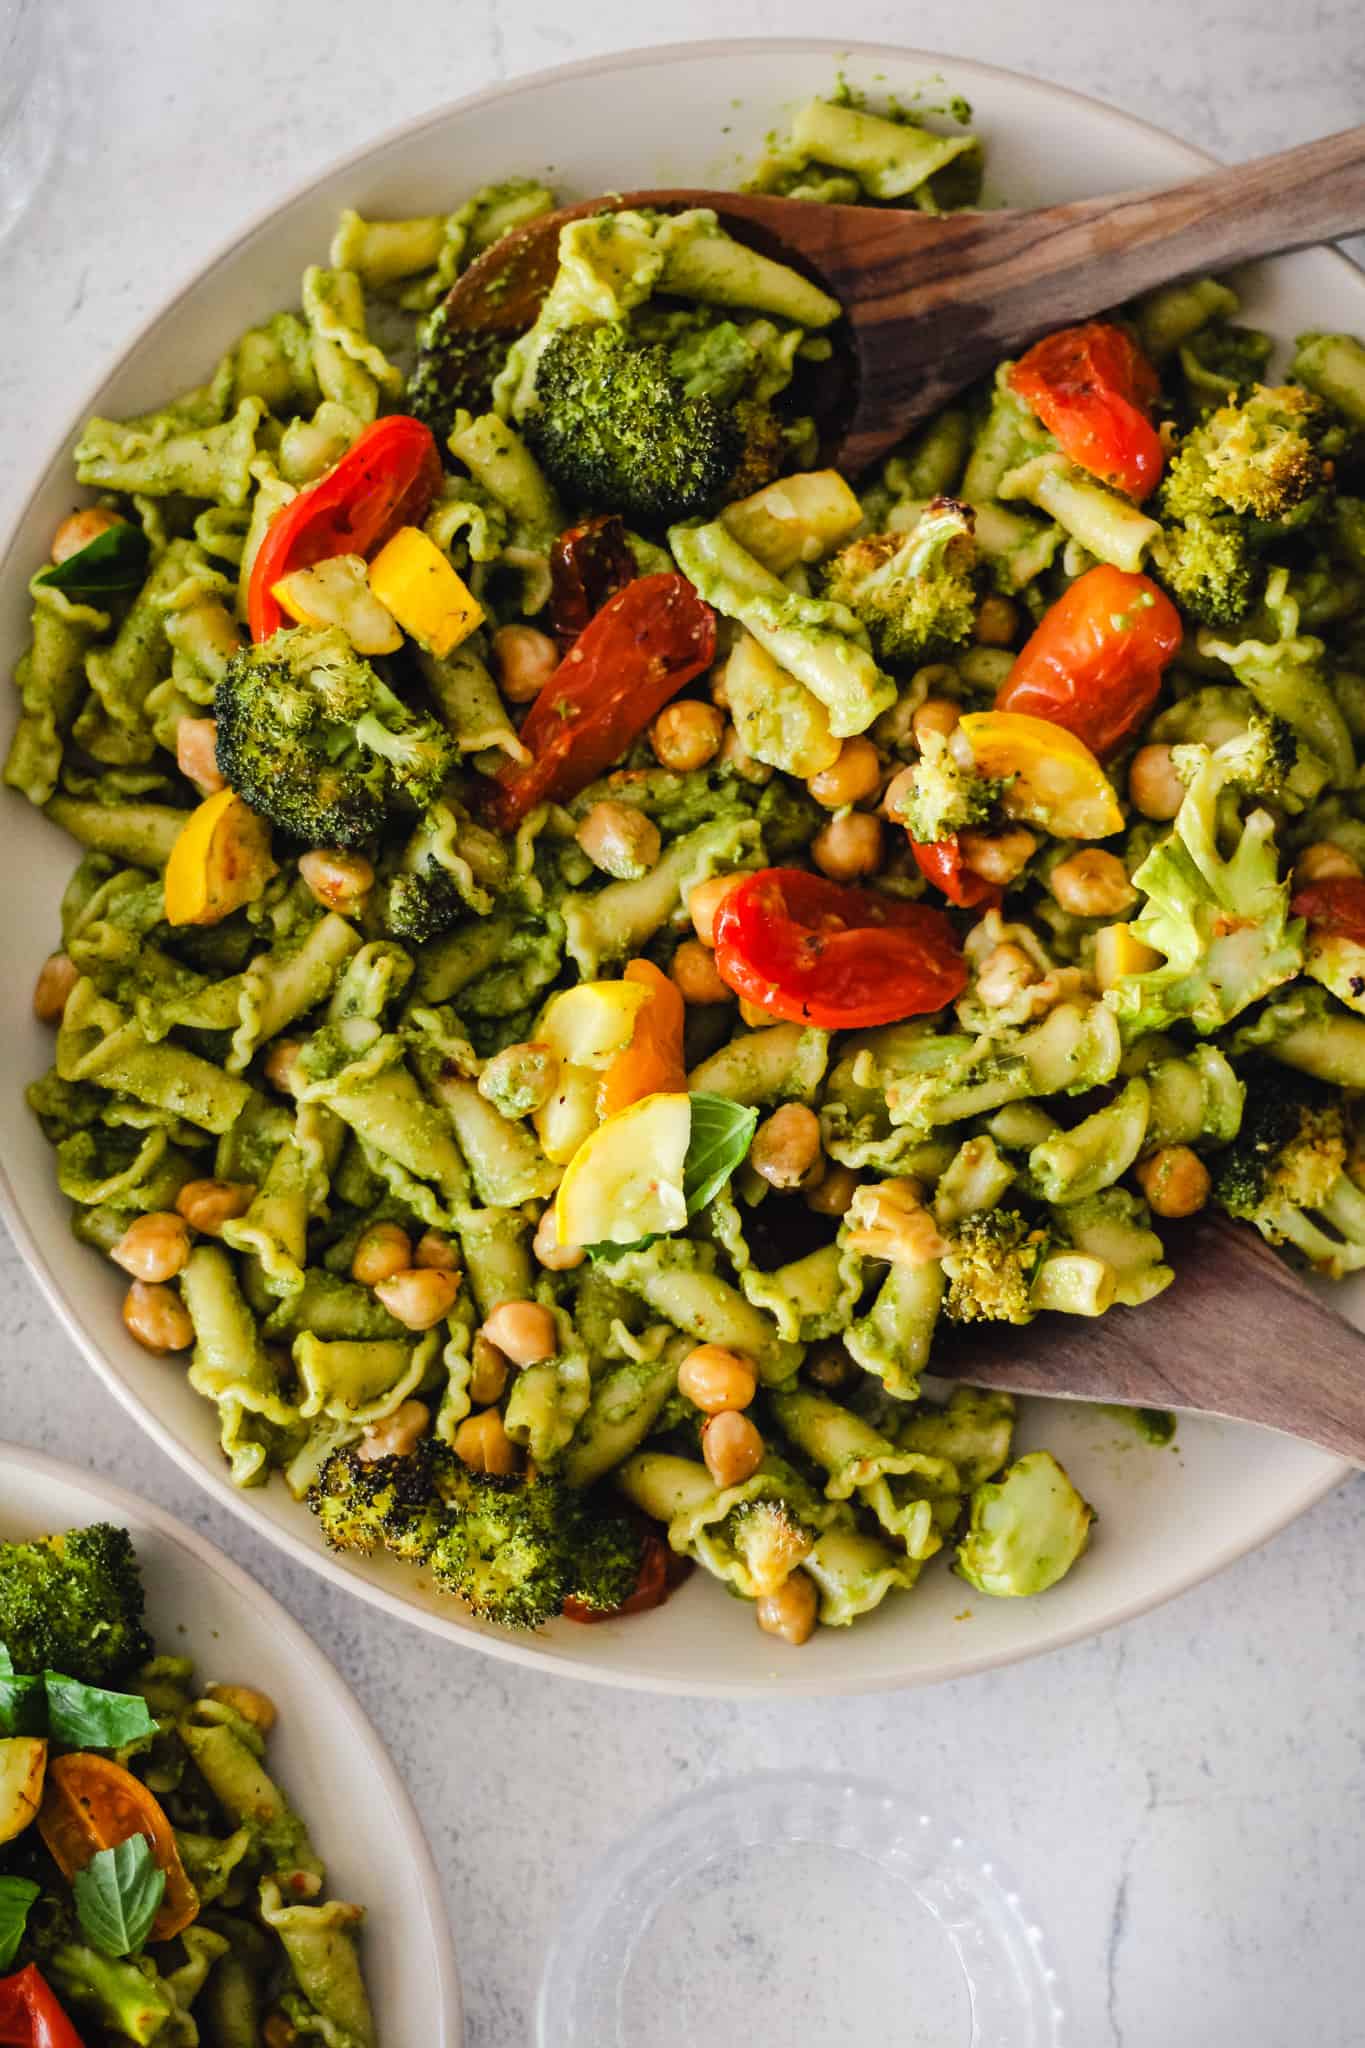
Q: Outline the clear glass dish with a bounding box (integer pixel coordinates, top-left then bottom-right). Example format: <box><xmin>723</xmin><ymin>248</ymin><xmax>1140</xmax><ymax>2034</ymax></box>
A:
<box><xmin>538</xmin><ymin>1771</ymin><xmax>1068</xmax><ymax>2048</ymax></box>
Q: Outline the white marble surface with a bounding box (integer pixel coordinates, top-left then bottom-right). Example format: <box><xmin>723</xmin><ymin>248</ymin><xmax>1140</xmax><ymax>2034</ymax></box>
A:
<box><xmin>3</xmin><ymin>5</ymin><xmax>1365</xmax><ymax>2043</ymax></box>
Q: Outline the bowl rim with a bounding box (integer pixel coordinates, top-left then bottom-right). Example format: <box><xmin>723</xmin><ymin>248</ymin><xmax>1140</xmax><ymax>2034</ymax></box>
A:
<box><xmin>0</xmin><ymin>36</ymin><xmax>1347</xmax><ymax>1697</ymax></box>
<box><xmin>0</xmin><ymin>1436</ymin><xmax>463</xmax><ymax>2041</ymax></box>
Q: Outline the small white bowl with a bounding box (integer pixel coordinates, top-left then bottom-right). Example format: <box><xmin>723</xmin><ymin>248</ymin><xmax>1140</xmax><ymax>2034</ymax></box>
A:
<box><xmin>0</xmin><ymin>40</ymin><xmax>1359</xmax><ymax>1696</ymax></box>
<box><xmin>0</xmin><ymin>1440</ymin><xmax>462</xmax><ymax>2046</ymax></box>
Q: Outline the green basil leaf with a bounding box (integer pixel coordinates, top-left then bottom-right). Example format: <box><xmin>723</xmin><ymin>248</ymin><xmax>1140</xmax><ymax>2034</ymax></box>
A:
<box><xmin>72</xmin><ymin>1837</ymin><xmax>166</xmax><ymax>1958</ymax></box>
<box><xmin>0</xmin><ymin>1675</ymin><xmax>46</xmax><ymax>1736</ymax></box>
<box><xmin>0</xmin><ymin>1877</ymin><xmax>40</xmax><ymax>1969</ymax></box>
<box><xmin>33</xmin><ymin>520</ymin><xmax>149</xmax><ymax>598</ymax></box>
<box><xmin>44</xmin><ymin>1672</ymin><xmax>156</xmax><ymax>1749</ymax></box>
<box><xmin>682</xmin><ymin>1092</ymin><xmax>758</xmax><ymax>1215</ymax></box>
<box><xmin>0</xmin><ymin>1642</ymin><xmax>12</xmax><ymax>1675</ymax></box>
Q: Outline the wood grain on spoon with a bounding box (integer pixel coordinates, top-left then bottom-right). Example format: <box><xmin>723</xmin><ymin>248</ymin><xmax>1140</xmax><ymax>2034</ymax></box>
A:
<box><xmin>438</xmin><ymin>124</ymin><xmax>1365</xmax><ymax>471</ymax></box>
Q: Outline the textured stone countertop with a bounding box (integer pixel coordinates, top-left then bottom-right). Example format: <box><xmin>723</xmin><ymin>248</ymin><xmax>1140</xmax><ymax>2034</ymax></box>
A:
<box><xmin>2</xmin><ymin>5</ymin><xmax>1364</xmax><ymax>2042</ymax></box>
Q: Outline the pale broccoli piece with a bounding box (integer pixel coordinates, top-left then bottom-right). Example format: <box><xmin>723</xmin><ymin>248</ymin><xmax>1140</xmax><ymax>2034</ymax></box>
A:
<box><xmin>889</xmin><ymin>724</ymin><xmax>1005</xmax><ymax>843</ymax></box>
<box><xmin>1199</xmin><ymin>568</ymin><xmax>1355</xmax><ymax>789</ymax></box>
<box><xmin>1161</xmin><ymin>383</ymin><xmax>1337</xmax><ymax>532</ymax></box>
<box><xmin>956</xmin><ymin>1450</ymin><xmax>1094</xmax><ymax>1597</ymax></box>
<box><xmin>820</xmin><ymin>497</ymin><xmax>979</xmax><ymax>668</ymax></box>
<box><xmin>1213</xmin><ymin>1066</ymin><xmax>1365</xmax><ymax>1277</ymax></box>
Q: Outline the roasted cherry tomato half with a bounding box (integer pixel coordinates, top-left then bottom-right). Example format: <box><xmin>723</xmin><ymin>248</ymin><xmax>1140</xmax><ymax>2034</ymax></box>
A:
<box><xmin>38</xmin><ymin>1753</ymin><xmax>199</xmax><ymax>1944</ymax></box>
<box><xmin>910</xmin><ymin>838</ymin><xmax>1003</xmax><ymax>911</ymax></box>
<box><xmin>997</xmin><ymin>564</ymin><xmax>1183</xmax><ymax>760</ymax></box>
<box><xmin>0</xmin><ymin>1965</ymin><xmax>86</xmax><ymax>2048</ymax></box>
<box><xmin>247</xmin><ymin>414</ymin><xmax>443</xmax><ymax>641</ymax></box>
<box><xmin>548</xmin><ymin>513</ymin><xmax>638</xmax><ymax>650</ymax></box>
<box><xmin>1009</xmin><ymin>321</ymin><xmax>1165</xmax><ymax>501</ymax></box>
<box><xmin>1291</xmin><ymin>875</ymin><xmax>1365</xmax><ymax>943</ymax></box>
<box><xmin>487</xmin><ymin>573</ymin><xmax>716</xmax><ymax>826</ymax></box>
<box><xmin>712</xmin><ymin>867</ymin><xmax>968</xmax><ymax>1030</ymax></box>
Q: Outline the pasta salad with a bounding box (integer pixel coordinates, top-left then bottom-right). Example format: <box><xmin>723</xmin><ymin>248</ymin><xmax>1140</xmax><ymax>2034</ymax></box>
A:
<box><xmin>10</xmin><ymin>91</ymin><xmax>1365</xmax><ymax>1649</ymax></box>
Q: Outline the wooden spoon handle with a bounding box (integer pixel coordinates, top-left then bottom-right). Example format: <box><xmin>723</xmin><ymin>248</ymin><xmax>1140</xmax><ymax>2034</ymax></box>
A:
<box><xmin>931</xmin><ymin>1214</ymin><xmax>1365</xmax><ymax>1466</ymax></box>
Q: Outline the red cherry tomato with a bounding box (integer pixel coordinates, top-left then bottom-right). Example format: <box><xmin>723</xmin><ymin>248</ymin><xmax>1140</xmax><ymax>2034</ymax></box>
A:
<box><xmin>910</xmin><ymin>838</ymin><xmax>1003</xmax><ymax>911</ymax></box>
<box><xmin>562</xmin><ymin>1527</ymin><xmax>689</xmax><ymax>1624</ymax></box>
<box><xmin>487</xmin><ymin>574</ymin><xmax>716</xmax><ymax>827</ymax></box>
<box><xmin>712</xmin><ymin>867</ymin><xmax>967</xmax><ymax>1029</ymax></box>
<box><xmin>1009</xmin><ymin>322</ymin><xmax>1165</xmax><ymax>500</ymax></box>
<box><xmin>0</xmin><ymin>1966</ymin><xmax>86</xmax><ymax>2048</ymax></box>
<box><xmin>1291</xmin><ymin>876</ymin><xmax>1365</xmax><ymax>943</ymax></box>
<box><xmin>548</xmin><ymin>513</ymin><xmax>638</xmax><ymax>650</ymax></box>
<box><xmin>247</xmin><ymin>415</ymin><xmax>443</xmax><ymax>641</ymax></box>
<box><xmin>997</xmin><ymin>565</ymin><xmax>1183</xmax><ymax>760</ymax></box>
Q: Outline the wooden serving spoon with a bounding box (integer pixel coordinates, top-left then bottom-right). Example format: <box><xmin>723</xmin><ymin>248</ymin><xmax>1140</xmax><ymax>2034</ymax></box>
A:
<box><xmin>929</xmin><ymin>1212</ymin><xmax>1365</xmax><ymax>1464</ymax></box>
<box><xmin>435</xmin><ymin>124</ymin><xmax>1365</xmax><ymax>471</ymax></box>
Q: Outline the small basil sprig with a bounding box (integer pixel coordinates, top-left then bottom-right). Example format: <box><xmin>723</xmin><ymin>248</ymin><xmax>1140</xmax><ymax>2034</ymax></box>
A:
<box><xmin>32</xmin><ymin>519</ymin><xmax>149</xmax><ymax>598</ymax></box>
<box><xmin>72</xmin><ymin>1837</ymin><xmax>165</xmax><ymax>1958</ymax></box>
<box><xmin>587</xmin><ymin>1091</ymin><xmax>759</xmax><ymax>1259</ymax></box>
<box><xmin>43</xmin><ymin>1673</ymin><xmax>156</xmax><ymax>1750</ymax></box>
<box><xmin>0</xmin><ymin>1876</ymin><xmax>40</xmax><ymax>1969</ymax></box>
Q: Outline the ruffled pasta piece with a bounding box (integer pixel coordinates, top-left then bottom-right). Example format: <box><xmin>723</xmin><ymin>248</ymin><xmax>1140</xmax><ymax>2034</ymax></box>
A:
<box><xmin>182</xmin><ymin>1244</ymin><xmax>301</xmax><ymax>1439</ymax></box>
<box><xmin>843</xmin><ymin>1256</ymin><xmax>944</xmax><ymax>1401</ymax></box>
<box><xmin>75</xmin><ymin>396</ymin><xmax>266</xmax><ymax>506</ymax></box>
<box><xmin>302</xmin><ymin>266</ymin><xmax>403</xmax><ymax>421</ymax></box>
<box><xmin>236</xmin><ymin>456</ymin><xmax>297</xmax><ymax>621</ymax></box>
<box><xmin>689</xmin><ymin>1020</ymin><xmax>830</xmax><ymax>1107</ymax></box>
<box><xmin>3</xmin><ymin>579</ymin><xmax>111</xmax><ymax>805</ymax></box>
<box><xmin>180</xmin><ymin>1714</ymin><xmax>322</xmax><ymax>1880</ymax></box>
<box><xmin>454</xmin><ymin>1210</ymin><xmax>534</xmax><ymax>1325</ymax></box>
<box><xmin>414</xmin><ymin>908</ymin><xmax>566</xmax><ymax>1017</ymax></box>
<box><xmin>433</xmin><ymin>1298</ymin><xmax>477</xmax><ymax>1442</ymax></box>
<box><xmin>803</xmin><ymin>1522</ymin><xmax>924</xmax><ymax>1627</ymax></box>
<box><xmin>296</xmin><ymin>1022</ymin><xmax>471</xmax><ymax>1218</ymax></box>
<box><xmin>565</xmin><ymin>815</ymin><xmax>761</xmax><ymax>979</ymax></box>
<box><xmin>425</xmin><ymin>1071</ymin><xmax>559</xmax><ymax>1207</ymax></box>
<box><xmin>55</xmin><ymin>1125</ymin><xmax>195</xmax><ymax>1211</ymax></box>
<box><xmin>229</xmin><ymin>913</ymin><xmax>363</xmax><ymax>1073</ymax></box>
<box><xmin>43</xmin><ymin>793</ymin><xmax>189</xmax><ymax>868</ymax></box>
<box><xmin>707</xmin><ymin>1189</ymin><xmax>862</xmax><ymax>1343</ymax></box>
<box><xmin>294</xmin><ymin>1328</ymin><xmax>440</xmax><ymax>1426</ymax></box>
<box><xmin>57</xmin><ymin>977</ymin><xmax>254</xmax><ymax>1134</ymax></box>
<box><xmin>770</xmin><ymin>1387</ymin><xmax>960</xmax><ymax>1557</ymax></box>
<box><xmin>264</xmin><ymin>1271</ymin><xmax>404</xmax><ymax>1345</ymax></box>
<box><xmin>223</xmin><ymin>1136</ymin><xmax>314</xmax><ymax>1299</ymax></box>
<box><xmin>503</xmin><ymin>1303</ymin><xmax>591</xmax><ymax>1462</ymax></box>
<box><xmin>602</xmin><ymin>1238</ymin><xmax>803</xmax><ymax>1384</ymax></box>
<box><xmin>259</xmin><ymin>1878</ymin><xmax>374</xmax><ymax>2048</ymax></box>
<box><xmin>232</xmin><ymin>309</ymin><xmax>323</xmax><ymax>416</ymax></box>
<box><xmin>562</xmin><ymin>1339</ymin><xmax>685</xmax><ymax>1489</ymax></box>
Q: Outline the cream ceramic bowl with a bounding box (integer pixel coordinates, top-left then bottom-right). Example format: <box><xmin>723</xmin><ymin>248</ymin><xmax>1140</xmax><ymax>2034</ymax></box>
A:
<box><xmin>0</xmin><ymin>41</ymin><xmax>1358</xmax><ymax>1696</ymax></box>
<box><xmin>0</xmin><ymin>1441</ymin><xmax>461</xmax><ymax>2042</ymax></box>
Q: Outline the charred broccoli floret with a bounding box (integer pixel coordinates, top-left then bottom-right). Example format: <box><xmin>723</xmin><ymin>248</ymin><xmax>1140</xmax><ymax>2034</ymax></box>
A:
<box><xmin>215</xmin><ymin>626</ymin><xmax>455</xmax><ymax>847</ymax></box>
<box><xmin>0</xmin><ymin>1523</ymin><xmax>150</xmax><ymax>1684</ymax></box>
<box><xmin>1213</xmin><ymin>1067</ymin><xmax>1365</xmax><ymax>1277</ymax></box>
<box><xmin>889</xmin><ymin>724</ymin><xmax>1006</xmax><ymax>843</ymax></box>
<box><xmin>1161</xmin><ymin>383</ymin><xmax>1336</xmax><ymax>534</ymax></box>
<box><xmin>942</xmin><ymin>1209</ymin><xmax>1049</xmax><ymax>1325</ymax></box>
<box><xmin>383</xmin><ymin>866</ymin><xmax>466</xmax><ymax>945</ymax></box>
<box><xmin>429</xmin><ymin>1472</ymin><xmax>641</xmax><ymax>1629</ymax></box>
<box><xmin>820</xmin><ymin>496</ymin><xmax>978</xmax><ymax>668</ymax></box>
<box><xmin>525</xmin><ymin>322</ymin><xmax>781</xmax><ymax>527</ymax></box>
<box><xmin>1151</xmin><ymin>511</ymin><xmax>1260</xmax><ymax>629</ymax></box>
<box><xmin>308</xmin><ymin>1442</ymin><xmax>467</xmax><ymax>1561</ymax></box>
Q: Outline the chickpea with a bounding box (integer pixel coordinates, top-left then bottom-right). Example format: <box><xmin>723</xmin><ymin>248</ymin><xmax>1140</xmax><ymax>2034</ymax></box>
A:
<box><xmin>478</xmin><ymin>1040</ymin><xmax>558</xmax><ymax>1120</ymax></box>
<box><xmin>974</xmin><ymin>594</ymin><xmax>1020</xmax><ymax>647</ymax></box>
<box><xmin>670</xmin><ymin>938</ymin><xmax>732</xmax><ymax>1006</ymax></box>
<box><xmin>33</xmin><ymin>952</ymin><xmax>78</xmax><ymax>1025</ymax></box>
<box><xmin>374</xmin><ymin>1267</ymin><xmax>461</xmax><ymax>1331</ymax></box>
<box><xmin>453</xmin><ymin>1409</ymin><xmax>521</xmax><ymax>1477</ymax></box>
<box><xmin>51</xmin><ymin>505</ymin><xmax>125</xmax><ymax>565</ymax></box>
<box><xmin>1135</xmin><ymin>1145</ymin><xmax>1211</xmax><ymax>1219</ymax></box>
<box><xmin>493</xmin><ymin>623</ymin><xmax>558</xmax><ymax>703</ymax></box>
<box><xmin>651</xmin><ymin>699</ymin><xmax>725</xmax><ymax>772</ymax></box>
<box><xmin>1128</xmin><ymin>743</ymin><xmax>1185</xmax><ymax>821</ymax></box>
<box><xmin>263</xmin><ymin>1039</ymin><xmax>304</xmax><ymax>1096</ymax></box>
<box><xmin>414</xmin><ymin>1230</ymin><xmax>459</xmax><ymax>1272</ymax></box>
<box><xmin>350</xmin><ymin>1223</ymin><xmax>412</xmax><ymax>1285</ymax></box>
<box><xmin>298</xmin><ymin>848</ymin><xmax>374</xmax><ymax>915</ymax></box>
<box><xmin>677</xmin><ymin>1344</ymin><xmax>758</xmax><ymax>1415</ymax></box>
<box><xmin>469</xmin><ymin>1333</ymin><xmax>510</xmax><ymax>1408</ymax></box>
<box><xmin>533</xmin><ymin>1206</ymin><xmax>585</xmax><ymax>1271</ymax></box>
<box><xmin>804</xmin><ymin>1340</ymin><xmax>857</xmax><ymax>1392</ymax></box>
<box><xmin>880</xmin><ymin>764</ymin><xmax>919</xmax><ymax>825</ymax></box>
<box><xmin>1295</xmin><ymin>840</ymin><xmax>1362</xmax><ymax>886</ymax></box>
<box><xmin>175</xmin><ymin>1180</ymin><xmax>255</xmax><ymax>1235</ymax></box>
<box><xmin>975</xmin><ymin>942</ymin><xmax>1040</xmax><ymax>1010</ymax></box>
<box><xmin>205</xmin><ymin>1682</ymin><xmax>278</xmax><ymax>1732</ymax></box>
<box><xmin>805</xmin><ymin>1163</ymin><xmax>860</xmax><ymax>1218</ymax></box>
<box><xmin>755</xmin><ymin>1572</ymin><xmax>819</xmax><ymax>1645</ymax></box>
<box><xmin>701</xmin><ymin>1409</ymin><xmax>765</xmax><ymax>1488</ymax></box>
<box><xmin>1050</xmin><ymin>848</ymin><xmax>1136</xmax><ymax>918</ymax></box>
<box><xmin>111</xmin><ymin>1213</ymin><xmax>192</xmax><ymax>1284</ymax></box>
<box><xmin>263</xmin><ymin>2012</ymin><xmax>298</xmax><ymax>2048</ymax></box>
<box><xmin>576</xmin><ymin>800</ymin><xmax>661</xmax><ymax>880</ymax></box>
<box><xmin>355</xmin><ymin>1398</ymin><xmax>431</xmax><ymax>1463</ymax></box>
<box><xmin>807</xmin><ymin>737</ymin><xmax>881</xmax><ymax>810</ymax></box>
<box><xmin>960</xmin><ymin>826</ymin><xmax>1038</xmax><ymax>886</ymax></box>
<box><xmin>688</xmin><ymin>873</ymin><xmax>740</xmax><ymax>948</ymax></box>
<box><xmin>481</xmin><ymin>1299</ymin><xmax>558</xmax><ymax>1366</ymax></box>
<box><xmin>911</xmin><ymin>697</ymin><xmax>960</xmax><ymax>747</ymax></box>
<box><xmin>717</xmin><ymin>726</ymin><xmax>773</xmax><ymax>785</ymax></box>
<box><xmin>175</xmin><ymin>715</ymin><xmax>226</xmax><ymax>795</ymax></box>
<box><xmin>750</xmin><ymin>1103</ymin><xmax>823</xmax><ymax>1191</ymax></box>
<box><xmin>812</xmin><ymin>811</ymin><xmax>884</xmax><ymax>882</ymax></box>
<box><xmin>123</xmin><ymin>1281</ymin><xmax>193</xmax><ymax>1354</ymax></box>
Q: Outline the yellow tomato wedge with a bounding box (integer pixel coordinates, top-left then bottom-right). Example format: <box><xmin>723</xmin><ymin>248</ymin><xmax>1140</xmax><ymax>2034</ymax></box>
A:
<box><xmin>532</xmin><ymin>980</ymin><xmax>653</xmax><ymax>1164</ymax></box>
<box><xmin>599</xmin><ymin>960</ymin><xmax>687</xmax><ymax>1118</ymax></box>
<box><xmin>555</xmin><ymin>1091</ymin><xmax>692</xmax><ymax>1249</ymax></box>
<box><xmin>367</xmin><ymin>525</ymin><xmax>483</xmax><ymax>656</ymax></box>
<box><xmin>1092</xmin><ymin>922</ymin><xmax>1162</xmax><ymax>991</ymax></box>
<box><xmin>959</xmin><ymin>710</ymin><xmax>1124</xmax><ymax>841</ymax></box>
<box><xmin>165</xmin><ymin>789</ymin><xmax>277</xmax><ymax>926</ymax></box>
<box><xmin>0</xmin><ymin>1736</ymin><xmax>46</xmax><ymax>1844</ymax></box>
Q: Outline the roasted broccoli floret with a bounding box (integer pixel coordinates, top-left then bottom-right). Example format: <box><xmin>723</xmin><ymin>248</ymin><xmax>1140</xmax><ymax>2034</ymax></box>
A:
<box><xmin>383</xmin><ymin>866</ymin><xmax>466</xmax><ymax>945</ymax></box>
<box><xmin>889</xmin><ymin>724</ymin><xmax>1005</xmax><ymax>843</ymax></box>
<box><xmin>0</xmin><ymin>1523</ymin><xmax>150</xmax><ymax>1684</ymax></box>
<box><xmin>215</xmin><ymin>626</ymin><xmax>455</xmax><ymax>847</ymax></box>
<box><xmin>308</xmin><ymin>1442</ymin><xmax>467</xmax><ymax>1562</ymax></box>
<box><xmin>941</xmin><ymin>1208</ymin><xmax>1049</xmax><ymax>1325</ymax></box>
<box><xmin>1176</xmin><ymin>322</ymin><xmax>1274</xmax><ymax>411</ymax></box>
<box><xmin>820</xmin><ymin>496</ymin><xmax>978</xmax><ymax>668</ymax></box>
<box><xmin>1151</xmin><ymin>511</ymin><xmax>1260</xmax><ymax>629</ymax></box>
<box><xmin>1213</xmin><ymin>1067</ymin><xmax>1365</xmax><ymax>1276</ymax></box>
<box><xmin>430</xmin><ymin>1472</ymin><xmax>641</xmax><ymax>1629</ymax></box>
<box><xmin>1160</xmin><ymin>383</ymin><xmax>1336</xmax><ymax>534</ymax></box>
<box><xmin>524</xmin><ymin>322</ymin><xmax>781</xmax><ymax>527</ymax></box>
